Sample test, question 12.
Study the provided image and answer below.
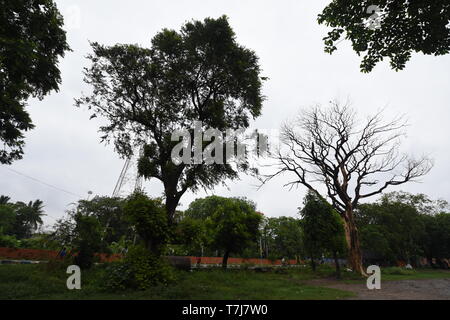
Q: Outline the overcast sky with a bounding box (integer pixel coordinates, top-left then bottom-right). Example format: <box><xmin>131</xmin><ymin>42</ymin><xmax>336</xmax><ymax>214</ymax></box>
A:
<box><xmin>1</xmin><ymin>0</ymin><xmax>449</xmax><ymax>228</ymax></box>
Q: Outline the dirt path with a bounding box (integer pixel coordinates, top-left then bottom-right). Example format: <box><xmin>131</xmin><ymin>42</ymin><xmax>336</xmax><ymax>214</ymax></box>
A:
<box><xmin>302</xmin><ymin>278</ymin><xmax>450</xmax><ymax>300</ymax></box>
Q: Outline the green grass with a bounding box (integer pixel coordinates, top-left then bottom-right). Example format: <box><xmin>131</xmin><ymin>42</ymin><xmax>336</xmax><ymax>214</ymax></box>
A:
<box><xmin>275</xmin><ymin>264</ymin><xmax>450</xmax><ymax>284</ymax></box>
<box><xmin>0</xmin><ymin>264</ymin><xmax>354</xmax><ymax>300</ymax></box>
<box><xmin>380</xmin><ymin>267</ymin><xmax>450</xmax><ymax>281</ymax></box>
<box><xmin>1</xmin><ymin>263</ymin><xmax>448</xmax><ymax>300</ymax></box>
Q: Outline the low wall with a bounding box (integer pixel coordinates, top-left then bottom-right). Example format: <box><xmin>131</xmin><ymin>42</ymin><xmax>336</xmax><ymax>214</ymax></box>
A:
<box><xmin>189</xmin><ymin>257</ymin><xmax>298</xmax><ymax>266</ymax></box>
<box><xmin>0</xmin><ymin>247</ymin><xmax>121</xmax><ymax>263</ymax></box>
<box><xmin>0</xmin><ymin>247</ymin><xmax>299</xmax><ymax>266</ymax></box>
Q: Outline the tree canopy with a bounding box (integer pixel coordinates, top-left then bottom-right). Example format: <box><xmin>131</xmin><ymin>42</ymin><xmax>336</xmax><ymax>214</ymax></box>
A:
<box><xmin>318</xmin><ymin>0</ymin><xmax>450</xmax><ymax>72</ymax></box>
<box><xmin>0</xmin><ymin>0</ymin><xmax>70</xmax><ymax>164</ymax></box>
<box><xmin>300</xmin><ymin>191</ymin><xmax>347</xmax><ymax>276</ymax></box>
<box><xmin>261</xmin><ymin>216</ymin><xmax>303</xmax><ymax>260</ymax></box>
<box><xmin>183</xmin><ymin>196</ymin><xmax>262</xmax><ymax>268</ymax></box>
<box><xmin>76</xmin><ymin>16</ymin><xmax>265</xmax><ymax>222</ymax></box>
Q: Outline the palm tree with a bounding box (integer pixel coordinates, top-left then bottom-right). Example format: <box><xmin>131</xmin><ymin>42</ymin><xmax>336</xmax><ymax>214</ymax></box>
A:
<box><xmin>15</xmin><ymin>200</ymin><xmax>46</xmax><ymax>233</ymax></box>
<box><xmin>26</xmin><ymin>200</ymin><xmax>46</xmax><ymax>230</ymax></box>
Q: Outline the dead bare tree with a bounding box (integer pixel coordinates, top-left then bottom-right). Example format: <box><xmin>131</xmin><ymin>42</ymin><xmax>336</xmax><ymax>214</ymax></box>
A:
<box><xmin>264</xmin><ymin>101</ymin><xmax>433</xmax><ymax>275</ymax></box>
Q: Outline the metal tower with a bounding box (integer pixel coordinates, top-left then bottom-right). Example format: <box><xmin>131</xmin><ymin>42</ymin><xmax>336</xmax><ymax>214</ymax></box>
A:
<box><xmin>112</xmin><ymin>149</ymin><xmax>143</xmax><ymax>198</ymax></box>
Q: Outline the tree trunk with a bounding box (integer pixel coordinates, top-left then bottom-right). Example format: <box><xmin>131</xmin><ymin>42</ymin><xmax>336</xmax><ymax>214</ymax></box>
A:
<box><xmin>343</xmin><ymin>209</ymin><xmax>367</xmax><ymax>276</ymax></box>
<box><xmin>222</xmin><ymin>250</ymin><xmax>230</xmax><ymax>269</ymax></box>
<box><xmin>333</xmin><ymin>250</ymin><xmax>341</xmax><ymax>279</ymax></box>
<box><xmin>165</xmin><ymin>197</ymin><xmax>179</xmax><ymax>225</ymax></box>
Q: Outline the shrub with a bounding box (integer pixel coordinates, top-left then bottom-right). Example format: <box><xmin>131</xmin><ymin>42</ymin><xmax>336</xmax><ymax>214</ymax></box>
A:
<box><xmin>102</xmin><ymin>245</ymin><xmax>176</xmax><ymax>291</ymax></box>
<box><xmin>0</xmin><ymin>234</ymin><xmax>19</xmax><ymax>248</ymax></box>
<box><xmin>102</xmin><ymin>262</ymin><xmax>135</xmax><ymax>292</ymax></box>
<box><xmin>125</xmin><ymin>245</ymin><xmax>175</xmax><ymax>289</ymax></box>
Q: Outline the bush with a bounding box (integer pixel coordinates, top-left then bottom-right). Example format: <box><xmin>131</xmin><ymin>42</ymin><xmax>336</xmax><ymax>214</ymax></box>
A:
<box><xmin>126</xmin><ymin>245</ymin><xmax>175</xmax><ymax>289</ymax></box>
<box><xmin>102</xmin><ymin>245</ymin><xmax>176</xmax><ymax>291</ymax></box>
<box><xmin>102</xmin><ymin>262</ymin><xmax>135</xmax><ymax>292</ymax></box>
<box><xmin>72</xmin><ymin>214</ymin><xmax>103</xmax><ymax>269</ymax></box>
<box><xmin>0</xmin><ymin>234</ymin><xmax>19</xmax><ymax>248</ymax></box>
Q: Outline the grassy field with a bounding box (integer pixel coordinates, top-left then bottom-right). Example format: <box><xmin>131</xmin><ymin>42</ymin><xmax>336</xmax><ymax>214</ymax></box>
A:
<box><xmin>0</xmin><ymin>263</ymin><xmax>448</xmax><ymax>300</ymax></box>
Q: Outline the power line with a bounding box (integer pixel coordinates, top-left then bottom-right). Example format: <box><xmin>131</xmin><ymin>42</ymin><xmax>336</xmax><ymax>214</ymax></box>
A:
<box><xmin>2</xmin><ymin>167</ymin><xmax>84</xmax><ymax>199</ymax></box>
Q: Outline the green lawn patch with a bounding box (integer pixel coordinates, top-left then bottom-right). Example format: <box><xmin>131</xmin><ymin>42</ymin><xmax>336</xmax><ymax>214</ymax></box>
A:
<box><xmin>0</xmin><ymin>264</ymin><xmax>354</xmax><ymax>300</ymax></box>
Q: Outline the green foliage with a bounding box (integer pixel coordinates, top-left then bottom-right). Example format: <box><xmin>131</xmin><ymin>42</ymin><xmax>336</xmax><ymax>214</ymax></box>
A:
<box><xmin>184</xmin><ymin>196</ymin><xmax>262</xmax><ymax>266</ymax></box>
<box><xmin>300</xmin><ymin>191</ymin><xmax>347</xmax><ymax>269</ymax></box>
<box><xmin>109</xmin><ymin>236</ymin><xmax>133</xmax><ymax>254</ymax></box>
<box><xmin>103</xmin><ymin>246</ymin><xmax>176</xmax><ymax>291</ymax></box>
<box><xmin>318</xmin><ymin>0</ymin><xmax>450</xmax><ymax>72</ymax></box>
<box><xmin>75</xmin><ymin>16</ymin><xmax>265</xmax><ymax>220</ymax></box>
<box><xmin>12</xmin><ymin>200</ymin><xmax>45</xmax><ymax>238</ymax></box>
<box><xmin>18</xmin><ymin>235</ymin><xmax>60</xmax><ymax>250</ymax></box>
<box><xmin>383</xmin><ymin>267</ymin><xmax>416</xmax><ymax>276</ymax></box>
<box><xmin>0</xmin><ymin>233</ymin><xmax>20</xmax><ymax>248</ymax></box>
<box><xmin>51</xmin><ymin>215</ymin><xmax>76</xmax><ymax>246</ymax></box>
<box><xmin>51</xmin><ymin>196</ymin><xmax>133</xmax><ymax>251</ymax></box>
<box><xmin>72</xmin><ymin>214</ymin><xmax>103</xmax><ymax>269</ymax></box>
<box><xmin>0</xmin><ymin>197</ymin><xmax>45</xmax><ymax>240</ymax></box>
<box><xmin>0</xmin><ymin>204</ymin><xmax>16</xmax><ymax>235</ymax></box>
<box><xmin>75</xmin><ymin>196</ymin><xmax>131</xmax><ymax>244</ymax></box>
<box><xmin>355</xmin><ymin>192</ymin><xmax>450</xmax><ymax>266</ymax></box>
<box><xmin>261</xmin><ymin>216</ymin><xmax>304</xmax><ymax>260</ymax></box>
<box><xmin>174</xmin><ymin>217</ymin><xmax>208</xmax><ymax>255</ymax></box>
<box><xmin>125</xmin><ymin>246</ymin><xmax>175</xmax><ymax>289</ymax></box>
<box><xmin>124</xmin><ymin>193</ymin><xmax>169</xmax><ymax>254</ymax></box>
<box><xmin>0</xmin><ymin>0</ymin><xmax>70</xmax><ymax>164</ymax></box>
<box><xmin>421</xmin><ymin>213</ymin><xmax>450</xmax><ymax>263</ymax></box>
<box><xmin>381</xmin><ymin>191</ymin><xmax>449</xmax><ymax>215</ymax></box>
<box><xmin>356</xmin><ymin>198</ymin><xmax>425</xmax><ymax>264</ymax></box>
<box><xmin>101</xmin><ymin>262</ymin><xmax>135</xmax><ymax>292</ymax></box>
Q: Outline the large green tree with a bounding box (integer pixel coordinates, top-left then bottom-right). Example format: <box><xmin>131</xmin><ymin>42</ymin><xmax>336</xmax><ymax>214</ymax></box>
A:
<box><xmin>75</xmin><ymin>196</ymin><xmax>132</xmax><ymax>244</ymax></box>
<box><xmin>0</xmin><ymin>0</ymin><xmax>70</xmax><ymax>164</ymax></box>
<box><xmin>123</xmin><ymin>193</ymin><xmax>169</xmax><ymax>255</ymax></box>
<box><xmin>300</xmin><ymin>191</ymin><xmax>347</xmax><ymax>278</ymax></box>
<box><xmin>13</xmin><ymin>199</ymin><xmax>45</xmax><ymax>238</ymax></box>
<box><xmin>76</xmin><ymin>16</ymin><xmax>264</xmax><ymax>224</ymax></box>
<box><xmin>318</xmin><ymin>0</ymin><xmax>450</xmax><ymax>72</ymax></box>
<box><xmin>184</xmin><ymin>196</ymin><xmax>262</xmax><ymax>268</ymax></box>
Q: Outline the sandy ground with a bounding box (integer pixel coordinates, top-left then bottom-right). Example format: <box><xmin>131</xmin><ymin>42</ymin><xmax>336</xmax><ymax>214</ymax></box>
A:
<box><xmin>303</xmin><ymin>278</ymin><xmax>450</xmax><ymax>300</ymax></box>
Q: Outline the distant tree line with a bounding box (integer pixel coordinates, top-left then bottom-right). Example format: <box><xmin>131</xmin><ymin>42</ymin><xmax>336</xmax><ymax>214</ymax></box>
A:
<box><xmin>0</xmin><ymin>195</ymin><xmax>46</xmax><ymax>247</ymax></box>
